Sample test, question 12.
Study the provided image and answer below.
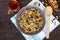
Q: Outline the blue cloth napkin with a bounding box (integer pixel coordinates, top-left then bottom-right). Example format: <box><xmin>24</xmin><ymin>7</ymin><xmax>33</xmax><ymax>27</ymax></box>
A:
<box><xmin>10</xmin><ymin>0</ymin><xmax>60</xmax><ymax>40</ymax></box>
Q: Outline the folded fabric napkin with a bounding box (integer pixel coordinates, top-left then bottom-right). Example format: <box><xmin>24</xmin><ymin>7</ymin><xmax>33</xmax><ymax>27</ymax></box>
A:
<box><xmin>10</xmin><ymin>0</ymin><xmax>60</xmax><ymax>40</ymax></box>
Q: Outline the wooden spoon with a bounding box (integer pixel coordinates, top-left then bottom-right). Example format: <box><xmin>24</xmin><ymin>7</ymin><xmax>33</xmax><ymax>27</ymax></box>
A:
<box><xmin>45</xmin><ymin>6</ymin><xmax>53</xmax><ymax>39</ymax></box>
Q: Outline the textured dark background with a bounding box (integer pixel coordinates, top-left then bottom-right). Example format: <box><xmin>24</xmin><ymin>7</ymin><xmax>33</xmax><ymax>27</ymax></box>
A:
<box><xmin>0</xmin><ymin>0</ymin><xmax>60</xmax><ymax>40</ymax></box>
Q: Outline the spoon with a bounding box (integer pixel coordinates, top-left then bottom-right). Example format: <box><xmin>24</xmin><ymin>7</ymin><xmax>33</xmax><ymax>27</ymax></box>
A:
<box><xmin>45</xmin><ymin>6</ymin><xmax>53</xmax><ymax>39</ymax></box>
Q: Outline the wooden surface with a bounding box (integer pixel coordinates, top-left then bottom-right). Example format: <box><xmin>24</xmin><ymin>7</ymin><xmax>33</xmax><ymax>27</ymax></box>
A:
<box><xmin>0</xmin><ymin>0</ymin><xmax>60</xmax><ymax>40</ymax></box>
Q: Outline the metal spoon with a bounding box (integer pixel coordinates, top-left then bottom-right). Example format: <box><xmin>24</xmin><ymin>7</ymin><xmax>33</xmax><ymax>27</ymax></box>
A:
<box><xmin>45</xmin><ymin>6</ymin><xmax>53</xmax><ymax>39</ymax></box>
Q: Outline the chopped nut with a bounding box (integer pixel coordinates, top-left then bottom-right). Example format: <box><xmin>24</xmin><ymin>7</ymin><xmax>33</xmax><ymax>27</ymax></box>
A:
<box><xmin>45</xmin><ymin>3</ymin><xmax>48</xmax><ymax>7</ymax></box>
<box><xmin>34</xmin><ymin>1</ymin><xmax>37</xmax><ymax>5</ymax></box>
<box><xmin>56</xmin><ymin>16</ymin><xmax>58</xmax><ymax>19</ymax></box>
<box><xmin>41</xmin><ymin>2</ymin><xmax>44</xmax><ymax>4</ymax></box>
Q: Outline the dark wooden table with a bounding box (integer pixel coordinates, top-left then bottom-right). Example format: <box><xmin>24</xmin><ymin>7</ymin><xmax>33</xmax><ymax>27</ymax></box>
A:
<box><xmin>0</xmin><ymin>0</ymin><xmax>60</xmax><ymax>40</ymax></box>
